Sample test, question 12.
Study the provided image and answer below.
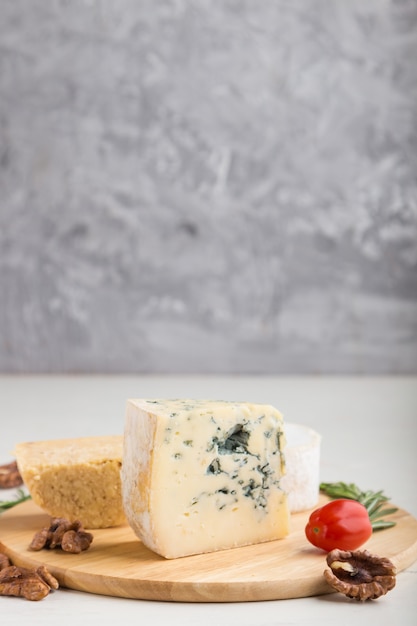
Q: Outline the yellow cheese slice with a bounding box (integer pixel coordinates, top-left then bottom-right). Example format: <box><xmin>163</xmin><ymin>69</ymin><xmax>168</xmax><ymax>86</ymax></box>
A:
<box><xmin>14</xmin><ymin>436</ymin><xmax>124</xmax><ymax>528</ymax></box>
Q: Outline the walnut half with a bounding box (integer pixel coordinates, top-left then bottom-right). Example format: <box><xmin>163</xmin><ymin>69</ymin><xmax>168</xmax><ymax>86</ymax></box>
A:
<box><xmin>29</xmin><ymin>518</ymin><xmax>93</xmax><ymax>554</ymax></box>
<box><xmin>0</xmin><ymin>461</ymin><xmax>23</xmax><ymax>489</ymax></box>
<box><xmin>324</xmin><ymin>548</ymin><xmax>396</xmax><ymax>601</ymax></box>
<box><xmin>0</xmin><ymin>553</ymin><xmax>59</xmax><ymax>601</ymax></box>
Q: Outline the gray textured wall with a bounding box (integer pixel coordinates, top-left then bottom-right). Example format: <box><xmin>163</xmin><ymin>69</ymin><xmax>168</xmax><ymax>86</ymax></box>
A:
<box><xmin>1</xmin><ymin>0</ymin><xmax>417</xmax><ymax>374</ymax></box>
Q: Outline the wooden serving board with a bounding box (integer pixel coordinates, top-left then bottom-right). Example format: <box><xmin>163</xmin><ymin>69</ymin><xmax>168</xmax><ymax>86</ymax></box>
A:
<box><xmin>1</xmin><ymin>497</ymin><xmax>417</xmax><ymax>603</ymax></box>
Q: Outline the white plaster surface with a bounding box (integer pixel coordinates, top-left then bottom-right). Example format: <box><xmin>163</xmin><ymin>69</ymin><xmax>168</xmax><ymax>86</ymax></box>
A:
<box><xmin>1</xmin><ymin>1</ymin><xmax>416</xmax><ymax>373</ymax></box>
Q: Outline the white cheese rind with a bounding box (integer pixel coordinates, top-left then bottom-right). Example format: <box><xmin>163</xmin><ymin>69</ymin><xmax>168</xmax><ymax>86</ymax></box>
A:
<box><xmin>281</xmin><ymin>422</ymin><xmax>321</xmax><ymax>512</ymax></box>
<box><xmin>121</xmin><ymin>399</ymin><xmax>289</xmax><ymax>559</ymax></box>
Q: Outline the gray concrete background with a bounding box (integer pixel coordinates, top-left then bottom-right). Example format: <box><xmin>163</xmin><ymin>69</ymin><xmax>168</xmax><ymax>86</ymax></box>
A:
<box><xmin>1</xmin><ymin>0</ymin><xmax>416</xmax><ymax>374</ymax></box>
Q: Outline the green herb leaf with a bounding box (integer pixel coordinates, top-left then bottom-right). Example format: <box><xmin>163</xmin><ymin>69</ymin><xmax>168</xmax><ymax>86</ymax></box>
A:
<box><xmin>320</xmin><ymin>481</ymin><xmax>398</xmax><ymax>531</ymax></box>
<box><xmin>0</xmin><ymin>488</ymin><xmax>31</xmax><ymax>513</ymax></box>
<box><xmin>371</xmin><ymin>520</ymin><xmax>397</xmax><ymax>530</ymax></box>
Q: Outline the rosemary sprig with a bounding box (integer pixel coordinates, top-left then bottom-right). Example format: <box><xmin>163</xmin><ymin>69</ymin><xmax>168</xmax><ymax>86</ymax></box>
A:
<box><xmin>320</xmin><ymin>481</ymin><xmax>398</xmax><ymax>530</ymax></box>
<box><xmin>0</xmin><ymin>488</ymin><xmax>31</xmax><ymax>514</ymax></box>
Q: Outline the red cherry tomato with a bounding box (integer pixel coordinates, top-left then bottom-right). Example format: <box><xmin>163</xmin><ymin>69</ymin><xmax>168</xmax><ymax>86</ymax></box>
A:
<box><xmin>305</xmin><ymin>499</ymin><xmax>373</xmax><ymax>552</ymax></box>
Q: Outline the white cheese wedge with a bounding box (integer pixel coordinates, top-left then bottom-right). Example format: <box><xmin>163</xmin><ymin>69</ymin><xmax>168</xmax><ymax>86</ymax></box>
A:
<box><xmin>281</xmin><ymin>423</ymin><xmax>321</xmax><ymax>512</ymax></box>
<box><xmin>122</xmin><ymin>398</ymin><xmax>290</xmax><ymax>559</ymax></box>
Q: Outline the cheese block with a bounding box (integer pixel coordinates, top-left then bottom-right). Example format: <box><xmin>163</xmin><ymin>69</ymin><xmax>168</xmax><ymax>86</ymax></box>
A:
<box><xmin>14</xmin><ymin>436</ymin><xmax>124</xmax><ymax>529</ymax></box>
<box><xmin>281</xmin><ymin>423</ymin><xmax>321</xmax><ymax>512</ymax></box>
<box><xmin>121</xmin><ymin>399</ymin><xmax>290</xmax><ymax>559</ymax></box>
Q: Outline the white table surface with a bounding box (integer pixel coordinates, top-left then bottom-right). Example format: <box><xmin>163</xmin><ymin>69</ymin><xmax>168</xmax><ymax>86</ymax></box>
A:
<box><xmin>0</xmin><ymin>375</ymin><xmax>416</xmax><ymax>625</ymax></box>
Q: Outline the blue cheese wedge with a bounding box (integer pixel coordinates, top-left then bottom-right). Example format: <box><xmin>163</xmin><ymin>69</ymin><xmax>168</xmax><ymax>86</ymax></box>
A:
<box><xmin>121</xmin><ymin>399</ymin><xmax>290</xmax><ymax>559</ymax></box>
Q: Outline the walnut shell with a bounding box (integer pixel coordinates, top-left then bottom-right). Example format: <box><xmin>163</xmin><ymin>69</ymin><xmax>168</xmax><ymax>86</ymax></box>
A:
<box><xmin>324</xmin><ymin>548</ymin><xmax>396</xmax><ymax>601</ymax></box>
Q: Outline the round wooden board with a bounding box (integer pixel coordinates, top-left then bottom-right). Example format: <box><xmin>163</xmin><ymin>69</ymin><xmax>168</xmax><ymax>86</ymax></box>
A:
<box><xmin>1</xmin><ymin>497</ymin><xmax>417</xmax><ymax>603</ymax></box>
